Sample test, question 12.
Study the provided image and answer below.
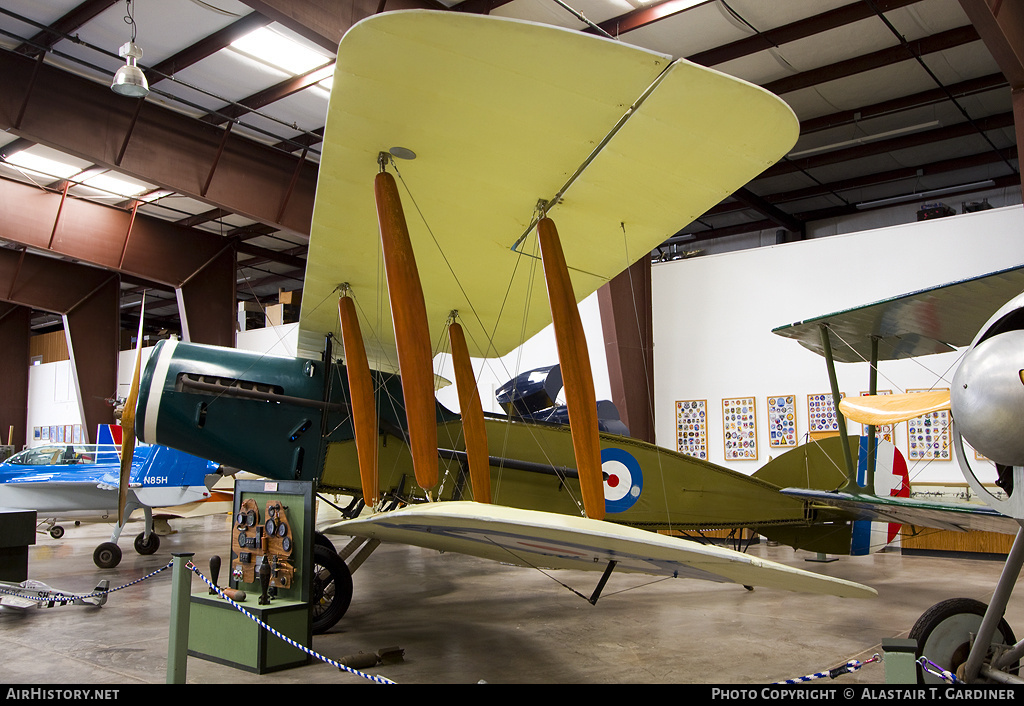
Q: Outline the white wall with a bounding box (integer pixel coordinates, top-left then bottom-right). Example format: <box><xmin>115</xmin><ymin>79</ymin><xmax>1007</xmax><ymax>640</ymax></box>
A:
<box><xmin>653</xmin><ymin>205</ymin><xmax>1024</xmax><ymax>483</ymax></box>
<box><xmin>433</xmin><ymin>292</ymin><xmax>610</xmax><ymax>415</ymax></box>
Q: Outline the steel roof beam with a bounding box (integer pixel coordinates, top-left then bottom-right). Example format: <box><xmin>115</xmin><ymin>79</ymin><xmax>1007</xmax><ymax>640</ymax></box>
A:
<box><xmin>0</xmin><ymin>47</ymin><xmax>317</xmax><ymax>238</ymax></box>
<box><xmin>0</xmin><ymin>176</ymin><xmax>232</xmax><ymax>288</ymax></box>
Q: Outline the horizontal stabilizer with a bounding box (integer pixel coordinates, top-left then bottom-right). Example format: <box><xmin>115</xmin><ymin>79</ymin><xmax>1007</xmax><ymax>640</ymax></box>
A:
<box><xmin>328</xmin><ymin>502</ymin><xmax>876</xmax><ymax>599</ymax></box>
<box><xmin>780</xmin><ymin>488</ymin><xmax>1018</xmax><ymax>535</ymax></box>
<box><xmin>839</xmin><ymin>389</ymin><xmax>950</xmax><ymax>426</ymax></box>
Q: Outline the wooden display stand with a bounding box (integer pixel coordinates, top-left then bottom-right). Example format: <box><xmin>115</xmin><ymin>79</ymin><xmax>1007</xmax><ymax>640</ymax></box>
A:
<box><xmin>187</xmin><ymin>480</ymin><xmax>314</xmax><ymax>674</ymax></box>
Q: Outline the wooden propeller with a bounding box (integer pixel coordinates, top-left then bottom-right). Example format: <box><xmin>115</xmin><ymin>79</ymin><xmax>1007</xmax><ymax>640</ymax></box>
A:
<box><xmin>839</xmin><ymin>389</ymin><xmax>951</xmax><ymax>426</ymax></box>
<box><xmin>118</xmin><ymin>293</ymin><xmax>145</xmax><ymax>526</ymax></box>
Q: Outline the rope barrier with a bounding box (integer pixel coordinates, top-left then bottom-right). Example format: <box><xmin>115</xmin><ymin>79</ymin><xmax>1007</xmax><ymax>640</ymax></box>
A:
<box><xmin>775</xmin><ymin>654</ymin><xmax>881</xmax><ymax>683</ymax></box>
<box><xmin>3</xmin><ymin>559</ymin><xmax>394</xmax><ymax>684</ymax></box>
<box><xmin>185</xmin><ymin>561</ymin><xmax>396</xmax><ymax>684</ymax></box>
<box><xmin>0</xmin><ymin>560</ymin><xmax>173</xmax><ymax>606</ymax></box>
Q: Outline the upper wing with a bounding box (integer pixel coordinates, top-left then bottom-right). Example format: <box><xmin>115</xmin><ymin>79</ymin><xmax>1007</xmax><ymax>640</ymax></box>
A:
<box><xmin>300</xmin><ymin>10</ymin><xmax>798</xmax><ymax>367</ymax></box>
<box><xmin>771</xmin><ymin>264</ymin><xmax>1024</xmax><ymax>363</ymax></box>
<box><xmin>328</xmin><ymin>501</ymin><xmax>876</xmax><ymax>599</ymax></box>
<box><xmin>780</xmin><ymin>487</ymin><xmax>1019</xmax><ymax>535</ymax></box>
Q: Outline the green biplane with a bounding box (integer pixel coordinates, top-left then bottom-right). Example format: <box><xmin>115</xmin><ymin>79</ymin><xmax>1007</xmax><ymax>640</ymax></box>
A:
<box><xmin>774</xmin><ymin>263</ymin><xmax>1024</xmax><ymax>683</ymax></box>
<box><xmin>129</xmin><ymin>11</ymin><xmax>890</xmax><ymax>635</ymax></box>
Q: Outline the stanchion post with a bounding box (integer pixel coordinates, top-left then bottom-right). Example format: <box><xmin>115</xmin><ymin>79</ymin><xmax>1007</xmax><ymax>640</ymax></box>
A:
<box><xmin>166</xmin><ymin>552</ymin><xmax>195</xmax><ymax>684</ymax></box>
<box><xmin>883</xmin><ymin>638</ymin><xmax>918</xmax><ymax>683</ymax></box>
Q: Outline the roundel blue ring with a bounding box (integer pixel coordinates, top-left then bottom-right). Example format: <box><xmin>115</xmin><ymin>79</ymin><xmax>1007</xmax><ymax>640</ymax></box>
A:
<box><xmin>601</xmin><ymin>447</ymin><xmax>642</xmax><ymax>513</ymax></box>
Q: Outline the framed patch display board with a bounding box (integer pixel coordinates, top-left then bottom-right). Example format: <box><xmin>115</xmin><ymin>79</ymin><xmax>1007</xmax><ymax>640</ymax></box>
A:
<box><xmin>675</xmin><ymin>399</ymin><xmax>708</xmax><ymax>460</ymax></box>
<box><xmin>808</xmin><ymin>392</ymin><xmax>845</xmax><ymax>434</ymax></box>
<box><xmin>722</xmin><ymin>396</ymin><xmax>757</xmax><ymax>460</ymax></box>
<box><xmin>766</xmin><ymin>395</ymin><xmax>797</xmax><ymax>448</ymax></box>
<box><xmin>860</xmin><ymin>390</ymin><xmax>894</xmax><ymax>443</ymax></box>
<box><xmin>907</xmin><ymin>388</ymin><xmax>951</xmax><ymax>461</ymax></box>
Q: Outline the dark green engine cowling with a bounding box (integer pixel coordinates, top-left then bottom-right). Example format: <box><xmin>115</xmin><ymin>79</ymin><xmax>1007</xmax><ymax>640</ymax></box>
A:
<box><xmin>135</xmin><ymin>338</ymin><xmax>452</xmax><ymax>485</ymax></box>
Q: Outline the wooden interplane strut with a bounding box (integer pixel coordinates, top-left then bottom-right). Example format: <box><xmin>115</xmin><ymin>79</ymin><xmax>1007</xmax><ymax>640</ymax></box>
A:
<box><xmin>374</xmin><ymin>170</ymin><xmax>438</xmax><ymax>493</ymax></box>
<box><xmin>537</xmin><ymin>217</ymin><xmax>605</xmax><ymax>521</ymax></box>
<box><xmin>447</xmin><ymin>320</ymin><xmax>491</xmax><ymax>504</ymax></box>
<box><xmin>338</xmin><ymin>294</ymin><xmax>379</xmax><ymax>506</ymax></box>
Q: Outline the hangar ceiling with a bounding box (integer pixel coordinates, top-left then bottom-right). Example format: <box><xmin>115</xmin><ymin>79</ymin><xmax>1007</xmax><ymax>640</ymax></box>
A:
<box><xmin>0</xmin><ymin>0</ymin><xmax>1020</xmax><ymax>338</ymax></box>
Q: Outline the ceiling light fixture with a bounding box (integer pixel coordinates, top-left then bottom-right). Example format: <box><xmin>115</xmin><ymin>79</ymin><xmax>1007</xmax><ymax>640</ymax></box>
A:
<box><xmin>855</xmin><ymin>180</ymin><xmax>995</xmax><ymax>209</ymax></box>
<box><xmin>789</xmin><ymin>121</ymin><xmax>941</xmax><ymax>159</ymax></box>
<box><xmin>111</xmin><ymin>0</ymin><xmax>149</xmax><ymax>98</ymax></box>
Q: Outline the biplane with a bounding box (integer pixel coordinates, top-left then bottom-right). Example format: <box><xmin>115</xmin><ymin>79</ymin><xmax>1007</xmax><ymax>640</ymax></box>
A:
<box><xmin>126</xmin><ymin>11</ymin><xmax>883</xmax><ymax>634</ymax></box>
<box><xmin>773</xmin><ymin>263</ymin><xmax>1024</xmax><ymax>683</ymax></box>
<box><xmin>0</xmin><ymin>424</ymin><xmax>227</xmax><ymax>569</ymax></box>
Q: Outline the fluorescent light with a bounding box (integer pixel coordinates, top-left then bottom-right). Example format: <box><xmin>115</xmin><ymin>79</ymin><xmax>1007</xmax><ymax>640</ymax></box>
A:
<box><xmin>789</xmin><ymin>121</ymin><xmax>941</xmax><ymax>158</ymax></box>
<box><xmin>856</xmin><ymin>180</ymin><xmax>995</xmax><ymax>209</ymax></box>
<box><xmin>79</xmin><ymin>172</ymin><xmax>150</xmax><ymax>198</ymax></box>
<box><xmin>230</xmin><ymin>27</ymin><xmax>331</xmax><ymax>75</ymax></box>
<box><xmin>3</xmin><ymin>151</ymin><xmax>83</xmax><ymax>180</ymax></box>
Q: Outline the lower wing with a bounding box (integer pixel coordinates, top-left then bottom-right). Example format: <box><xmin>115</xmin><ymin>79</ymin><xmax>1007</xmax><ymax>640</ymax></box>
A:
<box><xmin>325</xmin><ymin>501</ymin><xmax>876</xmax><ymax>599</ymax></box>
<box><xmin>780</xmin><ymin>488</ymin><xmax>1019</xmax><ymax>535</ymax></box>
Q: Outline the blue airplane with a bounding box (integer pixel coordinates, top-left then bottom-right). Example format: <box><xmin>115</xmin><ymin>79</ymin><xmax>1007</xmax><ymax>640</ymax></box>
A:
<box><xmin>0</xmin><ymin>425</ymin><xmax>227</xmax><ymax>568</ymax></box>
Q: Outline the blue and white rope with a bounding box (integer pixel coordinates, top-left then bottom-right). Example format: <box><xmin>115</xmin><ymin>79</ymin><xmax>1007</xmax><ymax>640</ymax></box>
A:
<box><xmin>775</xmin><ymin>654</ymin><xmax>881</xmax><ymax>683</ymax></box>
<box><xmin>0</xmin><ymin>560</ymin><xmax>173</xmax><ymax>605</ymax></box>
<box><xmin>186</xmin><ymin>562</ymin><xmax>396</xmax><ymax>684</ymax></box>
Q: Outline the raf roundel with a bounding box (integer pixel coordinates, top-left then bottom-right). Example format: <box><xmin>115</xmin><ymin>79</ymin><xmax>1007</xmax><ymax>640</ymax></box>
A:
<box><xmin>602</xmin><ymin>447</ymin><xmax>643</xmax><ymax>513</ymax></box>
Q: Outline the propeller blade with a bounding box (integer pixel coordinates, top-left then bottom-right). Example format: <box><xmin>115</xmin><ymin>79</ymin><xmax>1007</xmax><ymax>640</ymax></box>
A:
<box><xmin>119</xmin><ymin>294</ymin><xmax>145</xmax><ymax>526</ymax></box>
<box><xmin>839</xmin><ymin>389</ymin><xmax>950</xmax><ymax>426</ymax></box>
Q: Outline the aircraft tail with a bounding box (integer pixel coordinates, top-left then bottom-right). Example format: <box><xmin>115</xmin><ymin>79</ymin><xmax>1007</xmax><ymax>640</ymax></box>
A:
<box><xmin>752</xmin><ymin>435</ymin><xmax>909</xmax><ymax>555</ymax></box>
<box><xmin>97</xmin><ymin>423</ymin><xmax>217</xmax><ymax>488</ymax></box>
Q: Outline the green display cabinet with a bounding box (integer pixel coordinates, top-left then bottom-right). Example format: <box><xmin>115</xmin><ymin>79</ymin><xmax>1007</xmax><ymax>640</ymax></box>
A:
<box><xmin>187</xmin><ymin>479</ymin><xmax>315</xmax><ymax>674</ymax></box>
<box><xmin>187</xmin><ymin>594</ymin><xmax>311</xmax><ymax>673</ymax></box>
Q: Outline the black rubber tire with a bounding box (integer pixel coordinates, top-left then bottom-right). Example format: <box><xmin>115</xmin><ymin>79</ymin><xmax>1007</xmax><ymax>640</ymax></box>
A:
<box><xmin>49</xmin><ymin>525</ymin><xmax>64</xmax><ymax>539</ymax></box>
<box><xmin>310</xmin><ymin>544</ymin><xmax>352</xmax><ymax>634</ymax></box>
<box><xmin>909</xmin><ymin>597</ymin><xmax>1018</xmax><ymax>683</ymax></box>
<box><xmin>134</xmin><ymin>531</ymin><xmax>160</xmax><ymax>555</ymax></box>
<box><xmin>93</xmin><ymin>542</ymin><xmax>123</xmax><ymax>569</ymax></box>
<box><xmin>314</xmin><ymin>531</ymin><xmax>337</xmax><ymax>554</ymax></box>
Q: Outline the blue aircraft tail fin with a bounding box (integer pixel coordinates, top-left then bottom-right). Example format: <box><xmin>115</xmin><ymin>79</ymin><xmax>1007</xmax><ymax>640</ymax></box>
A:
<box><xmin>96</xmin><ymin>424</ymin><xmax>215</xmax><ymax>489</ymax></box>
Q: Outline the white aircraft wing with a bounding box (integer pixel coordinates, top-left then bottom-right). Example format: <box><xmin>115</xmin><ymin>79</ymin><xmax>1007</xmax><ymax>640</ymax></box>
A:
<box><xmin>328</xmin><ymin>502</ymin><xmax>876</xmax><ymax>599</ymax></box>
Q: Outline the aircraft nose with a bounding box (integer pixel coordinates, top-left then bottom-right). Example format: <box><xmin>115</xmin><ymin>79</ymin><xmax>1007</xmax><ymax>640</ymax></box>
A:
<box><xmin>951</xmin><ymin>329</ymin><xmax>1024</xmax><ymax>466</ymax></box>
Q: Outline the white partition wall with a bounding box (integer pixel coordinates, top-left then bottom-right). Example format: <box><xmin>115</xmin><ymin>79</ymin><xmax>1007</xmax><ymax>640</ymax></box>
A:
<box><xmin>652</xmin><ymin>206</ymin><xmax>1024</xmax><ymax>483</ymax></box>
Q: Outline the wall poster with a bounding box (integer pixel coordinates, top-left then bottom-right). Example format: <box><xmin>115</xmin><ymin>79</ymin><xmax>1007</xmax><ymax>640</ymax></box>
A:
<box><xmin>675</xmin><ymin>399</ymin><xmax>708</xmax><ymax>460</ymax></box>
<box><xmin>722</xmin><ymin>396</ymin><xmax>757</xmax><ymax>460</ymax></box>
<box><xmin>808</xmin><ymin>392</ymin><xmax>845</xmax><ymax>434</ymax></box>
<box><xmin>766</xmin><ymin>395</ymin><xmax>797</xmax><ymax>448</ymax></box>
<box><xmin>907</xmin><ymin>388</ymin><xmax>951</xmax><ymax>461</ymax></box>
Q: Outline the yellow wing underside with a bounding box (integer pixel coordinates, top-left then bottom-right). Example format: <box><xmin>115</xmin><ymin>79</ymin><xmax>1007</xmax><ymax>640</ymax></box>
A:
<box><xmin>300</xmin><ymin>11</ymin><xmax>798</xmax><ymax>368</ymax></box>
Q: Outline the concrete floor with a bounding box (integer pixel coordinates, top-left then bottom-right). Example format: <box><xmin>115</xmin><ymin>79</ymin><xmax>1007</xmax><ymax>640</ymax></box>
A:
<box><xmin>2</xmin><ymin>513</ymin><xmax>1021</xmax><ymax>685</ymax></box>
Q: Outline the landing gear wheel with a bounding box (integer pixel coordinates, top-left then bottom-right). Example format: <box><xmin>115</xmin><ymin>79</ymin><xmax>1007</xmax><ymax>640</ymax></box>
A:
<box><xmin>49</xmin><ymin>525</ymin><xmax>64</xmax><ymax>539</ymax></box>
<box><xmin>314</xmin><ymin>531</ymin><xmax>337</xmax><ymax>554</ymax></box>
<box><xmin>909</xmin><ymin>597</ymin><xmax>1019</xmax><ymax>683</ymax></box>
<box><xmin>310</xmin><ymin>545</ymin><xmax>352</xmax><ymax>635</ymax></box>
<box><xmin>93</xmin><ymin>542</ymin><xmax>123</xmax><ymax>569</ymax></box>
<box><xmin>134</xmin><ymin>531</ymin><xmax>160</xmax><ymax>555</ymax></box>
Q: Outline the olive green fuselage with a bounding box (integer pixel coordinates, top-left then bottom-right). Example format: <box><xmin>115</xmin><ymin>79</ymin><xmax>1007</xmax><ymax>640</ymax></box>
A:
<box><xmin>137</xmin><ymin>339</ymin><xmax>852</xmax><ymax>553</ymax></box>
